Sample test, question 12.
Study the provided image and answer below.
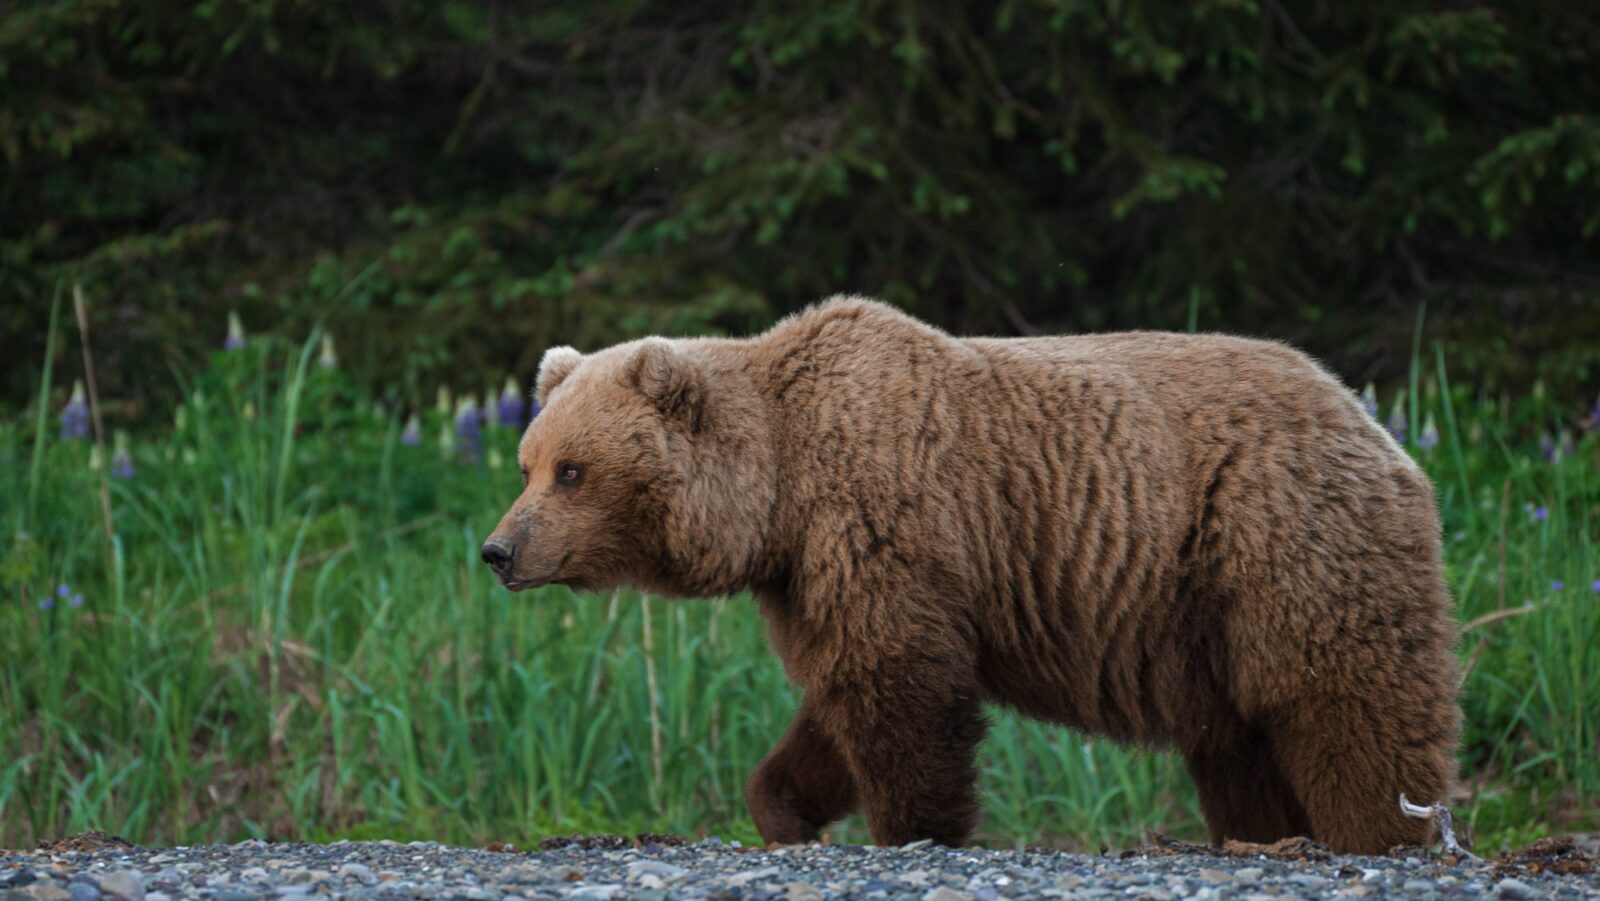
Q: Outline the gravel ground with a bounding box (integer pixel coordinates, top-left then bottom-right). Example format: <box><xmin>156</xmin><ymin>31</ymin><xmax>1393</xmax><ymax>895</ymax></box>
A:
<box><xmin>3</xmin><ymin>833</ymin><xmax>1596</xmax><ymax>901</ymax></box>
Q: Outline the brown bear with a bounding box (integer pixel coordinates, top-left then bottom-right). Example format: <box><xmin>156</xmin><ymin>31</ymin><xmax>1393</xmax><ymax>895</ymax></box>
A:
<box><xmin>481</xmin><ymin>296</ymin><xmax>1460</xmax><ymax>855</ymax></box>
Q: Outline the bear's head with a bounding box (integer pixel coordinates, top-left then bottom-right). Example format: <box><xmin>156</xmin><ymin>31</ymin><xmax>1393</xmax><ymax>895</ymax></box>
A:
<box><xmin>481</xmin><ymin>338</ymin><xmax>775</xmax><ymax>598</ymax></box>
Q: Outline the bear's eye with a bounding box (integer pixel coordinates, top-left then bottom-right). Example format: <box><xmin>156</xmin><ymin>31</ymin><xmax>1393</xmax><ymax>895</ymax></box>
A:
<box><xmin>555</xmin><ymin>462</ymin><xmax>583</xmax><ymax>486</ymax></box>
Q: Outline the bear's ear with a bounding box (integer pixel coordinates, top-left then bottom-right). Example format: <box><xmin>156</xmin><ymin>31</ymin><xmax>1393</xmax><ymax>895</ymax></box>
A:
<box><xmin>536</xmin><ymin>346</ymin><xmax>583</xmax><ymax>406</ymax></box>
<box><xmin>627</xmin><ymin>340</ymin><xmax>705</xmax><ymax>431</ymax></box>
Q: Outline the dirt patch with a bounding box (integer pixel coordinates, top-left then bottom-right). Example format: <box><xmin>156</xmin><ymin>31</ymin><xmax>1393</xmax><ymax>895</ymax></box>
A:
<box><xmin>1492</xmin><ymin>835</ymin><xmax>1596</xmax><ymax>877</ymax></box>
<box><xmin>535</xmin><ymin>833</ymin><xmax>692</xmax><ymax>851</ymax></box>
<box><xmin>34</xmin><ymin>831</ymin><xmax>135</xmax><ymax>854</ymax></box>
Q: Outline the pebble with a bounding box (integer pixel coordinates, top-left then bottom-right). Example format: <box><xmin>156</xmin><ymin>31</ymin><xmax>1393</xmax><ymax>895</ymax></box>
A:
<box><xmin>567</xmin><ymin>885</ymin><xmax>623</xmax><ymax>900</ymax></box>
<box><xmin>337</xmin><ymin>863</ymin><xmax>378</xmax><ymax>885</ymax></box>
<box><xmin>1495</xmin><ymin>877</ymin><xmax>1537</xmax><ymax>900</ymax></box>
<box><xmin>93</xmin><ymin>871</ymin><xmax>144</xmax><ymax>901</ymax></box>
<box><xmin>625</xmin><ymin>860</ymin><xmax>687</xmax><ymax>881</ymax></box>
<box><xmin>1233</xmin><ymin>867</ymin><xmax>1264</xmax><ymax>881</ymax></box>
<box><xmin>66</xmin><ymin>884</ymin><xmax>101</xmax><ymax>901</ymax></box>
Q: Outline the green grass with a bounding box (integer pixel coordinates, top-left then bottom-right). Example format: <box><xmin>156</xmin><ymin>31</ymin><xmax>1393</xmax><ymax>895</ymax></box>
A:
<box><xmin>1</xmin><ymin>332</ymin><xmax>1596</xmax><ymax>854</ymax></box>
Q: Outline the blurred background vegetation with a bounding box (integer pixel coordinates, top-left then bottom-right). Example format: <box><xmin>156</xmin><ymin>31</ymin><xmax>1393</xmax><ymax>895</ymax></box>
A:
<box><xmin>5</xmin><ymin>0</ymin><xmax>1600</xmax><ymax>418</ymax></box>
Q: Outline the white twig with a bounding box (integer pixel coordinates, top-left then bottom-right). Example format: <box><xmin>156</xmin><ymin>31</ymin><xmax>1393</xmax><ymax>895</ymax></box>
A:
<box><xmin>1399</xmin><ymin>794</ymin><xmax>1482</xmax><ymax>863</ymax></box>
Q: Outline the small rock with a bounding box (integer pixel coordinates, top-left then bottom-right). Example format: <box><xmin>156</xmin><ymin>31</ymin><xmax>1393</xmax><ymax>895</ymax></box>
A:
<box><xmin>1233</xmin><ymin>867</ymin><xmax>1264</xmax><ymax>881</ymax></box>
<box><xmin>237</xmin><ymin>868</ymin><xmax>269</xmax><ymax>883</ymax></box>
<box><xmin>1402</xmin><ymin>879</ymin><xmax>1434</xmax><ymax>892</ymax></box>
<box><xmin>143</xmin><ymin>894</ymin><xmax>172</xmax><ymax>901</ymax></box>
<box><xmin>1336</xmin><ymin>887</ymin><xmax>1370</xmax><ymax>897</ymax></box>
<box><xmin>899</xmin><ymin>870</ymin><xmax>931</xmax><ymax>887</ymax></box>
<box><xmin>1495</xmin><ymin>878</ymin><xmax>1536</xmax><ymax>900</ymax></box>
<box><xmin>729</xmin><ymin>866</ymin><xmax>781</xmax><ymax>886</ymax></box>
<box><xmin>67</xmin><ymin>884</ymin><xmax>101</xmax><ymax>901</ymax></box>
<box><xmin>925</xmin><ymin>889</ymin><xmax>974</xmax><ymax>901</ymax></box>
<box><xmin>568</xmin><ymin>885</ymin><xmax>622</xmax><ymax>901</ymax></box>
<box><xmin>1199</xmin><ymin>869</ymin><xmax>1232</xmax><ymax>884</ymax></box>
<box><xmin>93</xmin><ymin>871</ymin><xmax>144</xmax><ymax>901</ymax></box>
<box><xmin>626</xmin><ymin>861</ymin><xmax>687</xmax><ymax>882</ymax></box>
<box><xmin>19</xmin><ymin>883</ymin><xmax>71</xmax><ymax>901</ymax></box>
<box><xmin>631</xmin><ymin>892</ymin><xmax>668</xmax><ymax>901</ymax></box>
<box><xmin>1288</xmin><ymin>873</ymin><xmax>1330</xmax><ymax>887</ymax></box>
<box><xmin>209</xmin><ymin>893</ymin><xmax>255</xmax><ymax>901</ymax></box>
<box><xmin>338</xmin><ymin>863</ymin><xmax>378</xmax><ymax>885</ymax></box>
<box><xmin>783</xmin><ymin>883</ymin><xmax>822</xmax><ymax>901</ymax></box>
<box><xmin>901</xmin><ymin>839</ymin><xmax>934</xmax><ymax>852</ymax></box>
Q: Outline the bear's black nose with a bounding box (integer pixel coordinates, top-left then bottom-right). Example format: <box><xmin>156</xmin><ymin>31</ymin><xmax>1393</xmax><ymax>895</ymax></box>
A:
<box><xmin>481</xmin><ymin>537</ymin><xmax>515</xmax><ymax>573</ymax></box>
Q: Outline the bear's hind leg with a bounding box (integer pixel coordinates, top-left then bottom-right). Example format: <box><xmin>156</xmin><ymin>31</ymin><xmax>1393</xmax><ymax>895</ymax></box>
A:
<box><xmin>1185</xmin><ymin>727</ymin><xmax>1311</xmax><ymax>846</ymax></box>
<box><xmin>1270</xmin><ymin>693</ymin><xmax>1455</xmax><ymax>854</ymax></box>
<box><xmin>746</xmin><ymin>704</ymin><xmax>858</xmax><ymax>845</ymax></box>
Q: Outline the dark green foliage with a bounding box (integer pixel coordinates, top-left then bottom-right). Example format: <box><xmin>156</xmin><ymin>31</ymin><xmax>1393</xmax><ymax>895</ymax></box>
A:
<box><xmin>4</xmin><ymin>1</ymin><xmax>1600</xmax><ymax>415</ymax></box>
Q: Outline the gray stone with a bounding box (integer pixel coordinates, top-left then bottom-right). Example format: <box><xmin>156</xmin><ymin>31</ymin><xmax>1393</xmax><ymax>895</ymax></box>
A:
<box><xmin>237</xmin><ymin>868</ymin><xmax>269</xmax><ymax>883</ymax></box>
<box><xmin>1288</xmin><ymin>873</ymin><xmax>1330</xmax><ymax>887</ymax></box>
<box><xmin>66</xmin><ymin>884</ymin><xmax>101</xmax><ymax>901</ymax></box>
<box><xmin>279</xmin><ymin>868</ymin><xmax>324</xmax><ymax>885</ymax></box>
<box><xmin>18</xmin><ymin>884</ymin><xmax>71</xmax><ymax>901</ymax></box>
<box><xmin>626</xmin><ymin>861</ymin><xmax>688</xmax><ymax>881</ymax></box>
<box><xmin>1232</xmin><ymin>868</ymin><xmax>1264</xmax><ymax>881</ymax></box>
<box><xmin>1403</xmin><ymin>879</ymin><xmax>1436</xmax><ymax>892</ymax></box>
<box><xmin>1495</xmin><ymin>878</ymin><xmax>1537</xmax><ymax>900</ymax></box>
<box><xmin>338</xmin><ymin>863</ymin><xmax>378</xmax><ymax>885</ymax></box>
<box><xmin>900</xmin><ymin>839</ymin><xmax>934</xmax><ymax>852</ymax></box>
<box><xmin>923</xmin><ymin>889</ymin><xmax>973</xmax><ymax>901</ymax></box>
<box><xmin>631</xmin><ymin>891</ymin><xmax>668</xmax><ymax>901</ymax></box>
<box><xmin>568</xmin><ymin>886</ymin><xmax>623</xmax><ymax>901</ymax></box>
<box><xmin>728</xmin><ymin>866</ymin><xmax>781</xmax><ymax>886</ymax></box>
<box><xmin>783</xmin><ymin>883</ymin><xmax>823</xmax><ymax>901</ymax></box>
<box><xmin>92</xmin><ymin>872</ymin><xmax>143</xmax><ymax>901</ymax></box>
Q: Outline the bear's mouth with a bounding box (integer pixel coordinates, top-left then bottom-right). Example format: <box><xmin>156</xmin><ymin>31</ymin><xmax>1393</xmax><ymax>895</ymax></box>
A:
<box><xmin>497</xmin><ymin>551</ymin><xmax>572</xmax><ymax>592</ymax></box>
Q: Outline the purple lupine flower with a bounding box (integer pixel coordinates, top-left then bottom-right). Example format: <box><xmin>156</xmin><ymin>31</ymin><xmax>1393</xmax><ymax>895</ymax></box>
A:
<box><xmin>1386</xmin><ymin>398</ymin><xmax>1408</xmax><ymax>445</ymax></box>
<box><xmin>1360</xmin><ymin>384</ymin><xmax>1379</xmax><ymax>419</ymax></box>
<box><xmin>69</xmin><ymin>593</ymin><xmax>84</xmax><ymax>608</ymax></box>
<box><xmin>497</xmin><ymin>378</ymin><xmax>525</xmax><ymax>429</ymax></box>
<box><xmin>111</xmin><ymin>432</ymin><xmax>134</xmax><ymax>479</ymax></box>
<box><xmin>1418</xmin><ymin>414</ymin><xmax>1439</xmax><ymax>451</ymax></box>
<box><xmin>1552</xmin><ymin>581</ymin><xmax>1565</xmax><ymax>592</ymax></box>
<box><xmin>224</xmin><ymin>313</ymin><xmax>246</xmax><ymax>350</ymax></box>
<box><xmin>1557</xmin><ymin>430</ymin><xmax>1575</xmax><ymax>461</ymax></box>
<box><xmin>60</xmin><ymin>381</ymin><xmax>90</xmax><ymax>440</ymax></box>
<box><xmin>1591</xmin><ymin>579</ymin><xmax>1600</xmax><ymax>594</ymax></box>
<box><xmin>1533</xmin><ymin>506</ymin><xmax>1549</xmax><ymax>522</ymax></box>
<box><xmin>401</xmin><ymin>414</ymin><xmax>422</xmax><ymax>447</ymax></box>
<box><xmin>38</xmin><ymin>597</ymin><xmax>54</xmax><ymax>610</ymax></box>
<box><xmin>454</xmin><ymin>398</ymin><xmax>483</xmax><ymax>461</ymax></box>
<box><xmin>56</xmin><ymin>584</ymin><xmax>70</xmax><ymax>599</ymax></box>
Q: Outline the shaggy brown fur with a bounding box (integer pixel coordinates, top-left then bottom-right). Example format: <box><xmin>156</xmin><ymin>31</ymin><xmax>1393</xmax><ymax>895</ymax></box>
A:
<box><xmin>484</xmin><ymin>296</ymin><xmax>1460</xmax><ymax>854</ymax></box>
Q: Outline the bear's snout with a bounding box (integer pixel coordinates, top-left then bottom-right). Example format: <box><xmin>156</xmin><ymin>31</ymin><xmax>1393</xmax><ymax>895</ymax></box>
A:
<box><xmin>480</xmin><ymin>536</ymin><xmax>515</xmax><ymax>576</ymax></box>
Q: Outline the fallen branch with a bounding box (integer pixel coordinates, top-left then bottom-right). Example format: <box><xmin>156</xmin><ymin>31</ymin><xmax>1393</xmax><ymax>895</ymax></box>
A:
<box><xmin>1399</xmin><ymin>794</ymin><xmax>1481</xmax><ymax>864</ymax></box>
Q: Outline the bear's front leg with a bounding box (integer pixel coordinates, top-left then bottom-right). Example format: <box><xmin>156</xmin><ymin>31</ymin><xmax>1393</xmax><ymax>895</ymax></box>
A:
<box><xmin>746</xmin><ymin>703</ymin><xmax>858</xmax><ymax>845</ymax></box>
<box><xmin>813</xmin><ymin>659</ymin><xmax>988</xmax><ymax>846</ymax></box>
